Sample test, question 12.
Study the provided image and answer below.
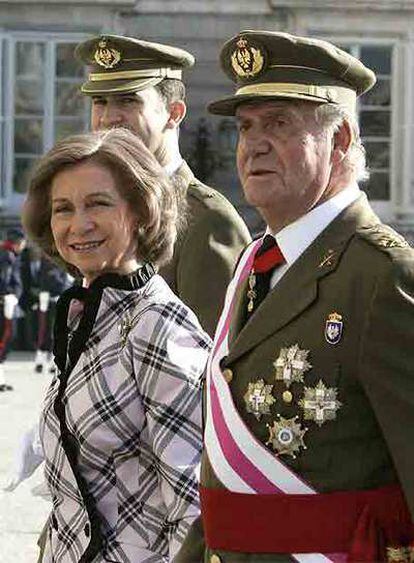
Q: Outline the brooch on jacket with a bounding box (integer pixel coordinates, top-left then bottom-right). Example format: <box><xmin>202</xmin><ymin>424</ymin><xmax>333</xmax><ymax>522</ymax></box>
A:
<box><xmin>118</xmin><ymin>312</ymin><xmax>141</xmax><ymax>349</ymax></box>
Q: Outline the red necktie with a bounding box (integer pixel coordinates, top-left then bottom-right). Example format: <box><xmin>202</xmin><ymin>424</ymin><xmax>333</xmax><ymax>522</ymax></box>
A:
<box><xmin>246</xmin><ymin>235</ymin><xmax>285</xmax><ymax>318</ymax></box>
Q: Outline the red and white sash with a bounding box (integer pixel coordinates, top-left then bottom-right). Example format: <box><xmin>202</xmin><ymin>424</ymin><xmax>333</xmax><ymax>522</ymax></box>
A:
<box><xmin>204</xmin><ymin>240</ymin><xmax>342</xmax><ymax>563</ymax></box>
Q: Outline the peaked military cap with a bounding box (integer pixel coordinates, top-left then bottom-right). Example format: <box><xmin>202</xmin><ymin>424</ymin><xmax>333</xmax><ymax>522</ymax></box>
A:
<box><xmin>208</xmin><ymin>30</ymin><xmax>376</xmax><ymax>115</ymax></box>
<box><xmin>75</xmin><ymin>34</ymin><xmax>195</xmax><ymax>95</ymax></box>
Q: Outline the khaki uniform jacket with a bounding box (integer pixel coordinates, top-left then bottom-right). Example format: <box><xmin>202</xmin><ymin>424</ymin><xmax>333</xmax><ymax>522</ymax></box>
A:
<box><xmin>159</xmin><ymin>162</ymin><xmax>251</xmax><ymax>337</ymax></box>
<box><xmin>175</xmin><ymin>195</ymin><xmax>414</xmax><ymax>563</ymax></box>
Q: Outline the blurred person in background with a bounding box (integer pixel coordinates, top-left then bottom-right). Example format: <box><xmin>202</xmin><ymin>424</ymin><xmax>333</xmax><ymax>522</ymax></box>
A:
<box><xmin>0</xmin><ymin>227</ymin><xmax>26</xmax><ymax>392</ymax></box>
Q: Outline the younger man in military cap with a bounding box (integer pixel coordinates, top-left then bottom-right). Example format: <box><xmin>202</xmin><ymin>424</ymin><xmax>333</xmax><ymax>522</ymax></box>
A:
<box><xmin>76</xmin><ymin>34</ymin><xmax>251</xmax><ymax>337</ymax></box>
<box><xmin>176</xmin><ymin>30</ymin><xmax>414</xmax><ymax>562</ymax></box>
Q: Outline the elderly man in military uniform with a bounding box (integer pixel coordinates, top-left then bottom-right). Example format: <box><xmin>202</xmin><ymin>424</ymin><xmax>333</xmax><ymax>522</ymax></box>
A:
<box><xmin>76</xmin><ymin>34</ymin><xmax>251</xmax><ymax>337</ymax></box>
<box><xmin>175</xmin><ymin>31</ymin><xmax>414</xmax><ymax>563</ymax></box>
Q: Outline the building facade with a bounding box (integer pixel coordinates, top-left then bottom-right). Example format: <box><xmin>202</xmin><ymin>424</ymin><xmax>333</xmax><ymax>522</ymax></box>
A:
<box><xmin>0</xmin><ymin>0</ymin><xmax>414</xmax><ymax>237</ymax></box>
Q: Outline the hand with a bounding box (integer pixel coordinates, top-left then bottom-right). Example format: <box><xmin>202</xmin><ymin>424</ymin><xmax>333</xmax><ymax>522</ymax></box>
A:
<box><xmin>2</xmin><ymin>425</ymin><xmax>44</xmax><ymax>492</ymax></box>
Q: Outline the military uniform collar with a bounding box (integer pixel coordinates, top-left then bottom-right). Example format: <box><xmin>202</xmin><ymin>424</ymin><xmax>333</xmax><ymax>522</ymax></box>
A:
<box><xmin>269</xmin><ymin>182</ymin><xmax>361</xmax><ymax>268</ymax></box>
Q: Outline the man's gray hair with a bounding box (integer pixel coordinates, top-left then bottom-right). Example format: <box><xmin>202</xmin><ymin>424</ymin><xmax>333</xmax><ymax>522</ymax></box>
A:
<box><xmin>315</xmin><ymin>103</ymin><xmax>369</xmax><ymax>183</ymax></box>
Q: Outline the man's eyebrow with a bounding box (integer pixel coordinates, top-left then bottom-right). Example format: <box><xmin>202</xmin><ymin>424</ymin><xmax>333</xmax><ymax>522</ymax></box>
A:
<box><xmin>85</xmin><ymin>191</ymin><xmax>117</xmax><ymax>199</ymax></box>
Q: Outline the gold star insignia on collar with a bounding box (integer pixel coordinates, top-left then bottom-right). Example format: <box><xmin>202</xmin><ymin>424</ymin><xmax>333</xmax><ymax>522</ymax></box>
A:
<box><xmin>318</xmin><ymin>249</ymin><xmax>336</xmax><ymax>268</ymax></box>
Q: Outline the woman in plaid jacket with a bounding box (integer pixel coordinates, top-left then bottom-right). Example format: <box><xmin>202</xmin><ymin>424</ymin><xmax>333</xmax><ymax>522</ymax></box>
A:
<box><xmin>22</xmin><ymin>128</ymin><xmax>211</xmax><ymax>562</ymax></box>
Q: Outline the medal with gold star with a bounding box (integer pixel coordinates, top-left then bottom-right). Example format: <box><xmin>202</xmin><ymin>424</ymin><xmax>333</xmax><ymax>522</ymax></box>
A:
<box><xmin>266</xmin><ymin>415</ymin><xmax>307</xmax><ymax>458</ymax></box>
<box><xmin>243</xmin><ymin>379</ymin><xmax>276</xmax><ymax>420</ymax></box>
<box><xmin>299</xmin><ymin>380</ymin><xmax>342</xmax><ymax>427</ymax></box>
<box><xmin>273</xmin><ymin>344</ymin><xmax>312</xmax><ymax>388</ymax></box>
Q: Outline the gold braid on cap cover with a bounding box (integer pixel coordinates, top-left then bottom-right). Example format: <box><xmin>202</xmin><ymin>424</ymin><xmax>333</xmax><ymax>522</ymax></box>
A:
<box><xmin>235</xmin><ymin>82</ymin><xmax>357</xmax><ymax>110</ymax></box>
<box><xmin>89</xmin><ymin>68</ymin><xmax>183</xmax><ymax>81</ymax></box>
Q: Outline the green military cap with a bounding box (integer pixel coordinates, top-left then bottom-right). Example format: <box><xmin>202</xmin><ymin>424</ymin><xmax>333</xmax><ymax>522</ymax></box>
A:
<box><xmin>208</xmin><ymin>30</ymin><xmax>376</xmax><ymax>115</ymax></box>
<box><xmin>75</xmin><ymin>34</ymin><xmax>195</xmax><ymax>95</ymax></box>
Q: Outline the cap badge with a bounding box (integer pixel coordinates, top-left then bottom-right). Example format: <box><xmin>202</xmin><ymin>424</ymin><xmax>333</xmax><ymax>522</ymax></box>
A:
<box><xmin>299</xmin><ymin>380</ymin><xmax>342</xmax><ymax>426</ymax></box>
<box><xmin>231</xmin><ymin>37</ymin><xmax>264</xmax><ymax>79</ymax></box>
<box><xmin>273</xmin><ymin>344</ymin><xmax>312</xmax><ymax>388</ymax></box>
<box><xmin>266</xmin><ymin>415</ymin><xmax>307</xmax><ymax>458</ymax></box>
<box><xmin>325</xmin><ymin>312</ymin><xmax>343</xmax><ymax>345</ymax></box>
<box><xmin>244</xmin><ymin>379</ymin><xmax>276</xmax><ymax>420</ymax></box>
<box><xmin>94</xmin><ymin>38</ymin><xmax>121</xmax><ymax>69</ymax></box>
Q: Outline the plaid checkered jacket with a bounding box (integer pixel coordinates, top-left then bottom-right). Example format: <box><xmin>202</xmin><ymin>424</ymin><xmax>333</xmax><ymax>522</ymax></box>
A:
<box><xmin>40</xmin><ymin>271</ymin><xmax>211</xmax><ymax>562</ymax></box>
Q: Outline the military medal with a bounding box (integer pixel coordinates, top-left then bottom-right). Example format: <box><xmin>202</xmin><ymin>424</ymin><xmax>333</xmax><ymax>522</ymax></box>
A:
<box><xmin>94</xmin><ymin>38</ymin><xmax>121</xmax><ymax>69</ymax></box>
<box><xmin>273</xmin><ymin>344</ymin><xmax>311</xmax><ymax>387</ymax></box>
<box><xmin>231</xmin><ymin>37</ymin><xmax>265</xmax><ymax>78</ymax></box>
<box><xmin>325</xmin><ymin>312</ymin><xmax>343</xmax><ymax>345</ymax></box>
<box><xmin>385</xmin><ymin>546</ymin><xmax>411</xmax><ymax>562</ymax></box>
<box><xmin>246</xmin><ymin>272</ymin><xmax>257</xmax><ymax>313</ymax></box>
<box><xmin>299</xmin><ymin>380</ymin><xmax>342</xmax><ymax>426</ymax></box>
<box><xmin>266</xmin><ymin>415</ymin><xmax>307</xmax><ymax>458</ymax></box>
<box><xmin>244</xmin><ymin>379</ymin><xmax>276</xmax><ymax>420</ymax></box>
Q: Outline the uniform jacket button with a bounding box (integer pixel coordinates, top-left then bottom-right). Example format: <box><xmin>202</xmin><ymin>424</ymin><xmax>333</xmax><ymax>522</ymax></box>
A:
<box><xmin>210</xmin><ymin>555</ymin><xmax>222</xmax><ymax>563</ymax></box>
<box><xmin>222</xmin><ymin>368</ymin><xmax>233</xmax><ymax>383</ymax></box>
<box><xmin>84</xmin><ymin>522</ymin><xmax>90</xmax><ymax>537</ymax></box>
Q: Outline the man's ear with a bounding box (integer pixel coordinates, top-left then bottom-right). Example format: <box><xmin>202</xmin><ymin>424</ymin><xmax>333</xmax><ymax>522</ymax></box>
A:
<box><xmin>166</xmin><ymin>100</ymin><xmax>187</xmax><ymax>129</ymax></box>
<box><xmin>332</xmin><ymin>119</ymin><xmax>352</xmax><ymax>164</ymax></box>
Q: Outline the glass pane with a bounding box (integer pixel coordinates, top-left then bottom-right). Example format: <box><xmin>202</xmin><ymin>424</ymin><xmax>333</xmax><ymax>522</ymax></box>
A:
<box><xmin>360</xmin><ymin>110</ymin><xmax>390</xmax><ymax>137</ymax></box>
<box><xmin>361</xmin><ymin>78</ymin><xmax>391</xmax><ymax>107</ymax></box>
<box><xmin>56</xmin><ymin>43</ymin><xmax>84</xmax><ymax>78</ymax></box>
<box><xmin>13</xmin><ymin>157</ymin><xmax>38</xmax><ymax>194</ymax></box>
<box><xmin>55</xmin><ymin>82</ymin><xmax>85</xmax><ymax>116</ymax></box>
<box><xmin>362</xmin><ymin>172</ymin><xmax>390</xmax><ymax>200</ymax></box>
<box><xmin>16</xmin><ymin>42</ymin><xmax>45</xmax><ymax>77</ymax></box>
<box><xmin>55</xmin><ymin>119</ymin><xmax>86</xmax><ymax>140</ymax></box>
<box><xmin>218</xmin><ymin>118</ymin><xmax>238</xmax><ymax>153</ymax></box>
<box><xmin>15</xmin><ymin>79</ymin><xmax>43</xmax><ymax>115</ymax></box>
<box><xmin>0</xmin><ymin>122</ymin><xmax>3</xmax><ymax>199</ymax></box>
<box><xmin>365</xmin><ymin>141</ymin><xmax>390</xmax><ymax>170</ymax></box>
<box><xmin>360</xmin><ymin>46</ymin><xmax>391</xmax><ymax>75</ymax></box>
<box><xmin>14</xmin><ymin>119</ymin><xmax>43</xmax><ymax>153</ymax></box>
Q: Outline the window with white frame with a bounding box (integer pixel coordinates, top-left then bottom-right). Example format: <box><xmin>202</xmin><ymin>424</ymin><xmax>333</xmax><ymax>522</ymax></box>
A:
<box><xmin>0</xmin><ymin>33</ymin><xmax>89</xmax><ymax>205</ymax></box>
<box><xmin>342</xmin><ymin>44</ymin><xmax>393</xmax><ymax>202</ymax></box>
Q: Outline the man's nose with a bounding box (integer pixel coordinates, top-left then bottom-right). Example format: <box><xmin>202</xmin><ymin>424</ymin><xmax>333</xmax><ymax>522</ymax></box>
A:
<box><xmin>100</xmin><ymin>105</ymin><xmax>124</xmax><ymax>128</ymax></box>
<box><xmin>244</xmin><ymin>130</ymin><xmax>271</xmax><ymax>156</ymax></box>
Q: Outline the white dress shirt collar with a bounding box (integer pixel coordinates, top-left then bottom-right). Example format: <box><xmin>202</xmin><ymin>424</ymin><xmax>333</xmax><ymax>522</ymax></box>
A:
<box><xmin>269</xmin><ymin>183</ymin><xmax>362</xmax><ymax>267</ymax></box>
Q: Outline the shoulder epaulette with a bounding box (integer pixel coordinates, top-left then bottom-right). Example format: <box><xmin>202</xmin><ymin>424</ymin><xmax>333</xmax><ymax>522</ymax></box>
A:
<box><xmin>358</xmin><ymin>224</ymin><xmax>411</xmax><ymax>251</ymax></box>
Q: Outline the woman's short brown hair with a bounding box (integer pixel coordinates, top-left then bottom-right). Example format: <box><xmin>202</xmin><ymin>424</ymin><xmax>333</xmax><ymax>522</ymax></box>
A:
<box><xmin>22</xmin><ymin>128</ymin><xmax>178</xmax><ymax>274</ymax></box>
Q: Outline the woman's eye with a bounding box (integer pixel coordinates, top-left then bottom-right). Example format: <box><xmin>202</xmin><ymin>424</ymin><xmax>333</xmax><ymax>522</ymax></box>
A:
<box><xmin>88</xmin><ymin>199</ymin><xmax>112</xmax><ymax>208</ymax></box>
<box><xmin>52</xmin><ymin>206</ymin><xmax>70</xmax><ymax>215</ymax></box>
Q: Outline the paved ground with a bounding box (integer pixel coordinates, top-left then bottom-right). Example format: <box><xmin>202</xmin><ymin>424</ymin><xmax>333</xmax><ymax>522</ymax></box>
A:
<box><xmin>0</xmin><ymin>353</ymin><xmax>52</xmax><ymax>563</ymax></box>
